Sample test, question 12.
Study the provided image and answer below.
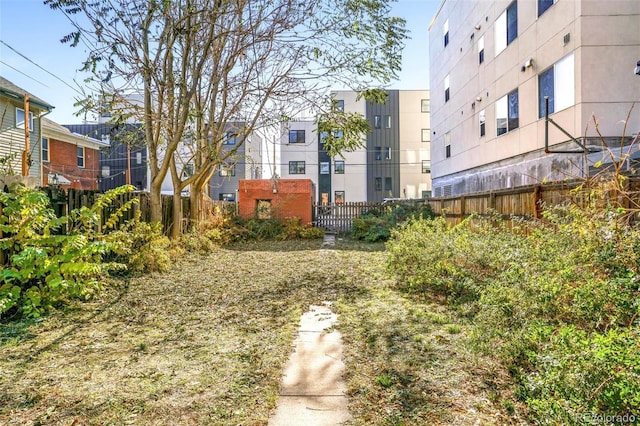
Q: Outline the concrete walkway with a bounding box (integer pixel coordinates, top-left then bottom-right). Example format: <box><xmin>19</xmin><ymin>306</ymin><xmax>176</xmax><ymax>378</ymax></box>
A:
<box><xmin>268</xmin><ymin>302</ymin><xmax>351</xmax><ymax>426</ymax></box>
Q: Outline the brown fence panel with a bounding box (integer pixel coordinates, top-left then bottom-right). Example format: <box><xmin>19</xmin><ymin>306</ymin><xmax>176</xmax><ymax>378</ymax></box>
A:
<box><xmin>428</xmin><ymin>178</ymin><xmax>640</xmax><ymax>225</ymax></box>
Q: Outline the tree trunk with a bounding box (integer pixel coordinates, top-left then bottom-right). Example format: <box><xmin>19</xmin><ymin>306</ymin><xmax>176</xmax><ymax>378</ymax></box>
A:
<box><xmin>190</xmin><ymin>185</ymin><xmax>202</xmax><ymax>226</ymax></box>
<box><xmin>149</xmin><ymin>179</ymin><xmax>163</xmax><ymax>224</ymax></box>
<box><xmin>172</xmin><ymin>188</ymin><xmax>182</xmax><ymax>239</ymax></box>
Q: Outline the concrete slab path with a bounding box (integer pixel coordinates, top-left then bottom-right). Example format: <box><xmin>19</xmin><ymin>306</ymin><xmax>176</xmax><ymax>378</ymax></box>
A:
<box><xmin>268</xmin><ymin>302</ymin><xmax>351</xmax><ymax>426</ymax></box>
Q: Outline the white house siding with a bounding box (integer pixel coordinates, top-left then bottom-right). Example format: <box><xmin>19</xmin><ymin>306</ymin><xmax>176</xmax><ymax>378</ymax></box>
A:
<box><xmin>0</xmin><ymin>101</ymin><xmax>44</xmax><ymax>184</ymax></box>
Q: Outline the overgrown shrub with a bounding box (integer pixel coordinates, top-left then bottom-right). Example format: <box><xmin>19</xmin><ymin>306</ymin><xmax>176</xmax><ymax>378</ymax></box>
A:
<box><xmin>385</xmin><ymin>190</ymin><xmax>640</xmax><ymax>423</ymax></box>
<box><xmin>104</xmin><ymin>216</ymin><xmax>171</xmax><ymax>275</ymax></box>
<box><xmin>0</xmin><ymin>185</ymin><xmax>135</xmax><ymax>318</ymax></box>
<box><xmin>352</xmin><ymin>202</ymin><xmax>435</xmax><ymax>242</ymax></box>
<box><xmin>386</xmin><ymin>215</ymin><xmax>521</xmax><ymax>303</ymax></box>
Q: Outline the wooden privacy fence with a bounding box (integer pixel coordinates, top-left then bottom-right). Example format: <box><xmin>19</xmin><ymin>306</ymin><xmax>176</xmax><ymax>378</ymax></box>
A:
<box><xmin>313</xmin><ymin>202</ymin><xmax>386</xmax><ymax>233</ymax></box>
<box><xmin>427</xmin><ymin>177</ymin><xmax>640</xmax><ymax>225</ymax></box>
<box><xmin>48</xmin><ymin>189</ymin><xmax>233</xmax><ymax>235</ymax></box>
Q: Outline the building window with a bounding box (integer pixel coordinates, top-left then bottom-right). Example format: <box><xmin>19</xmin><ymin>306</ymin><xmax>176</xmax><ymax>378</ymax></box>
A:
<box><xmin>538</xmin><ymin>0</ymin><xmax>557</xmax><ymax>17</ymax></box>
<box><xmin>479</xmin><ymin>109</ymin><xmax>486</xmax><ymax>137</ymax></box>
<box><xmin>478</xmin><ymin>35</ymin><xmax>485</xmax><ymax>64</ymax></box>
<box><xmin>495</xmin><ymin>1</ymin><xmax>517</xmax><ymax>55</ymax></box>
<box><xmin>422</xmin><ymin>190</ymin><xmax>432</xmax><ymax>198</ymax></box>
<box><xmin>224</xmin><ymin>132</ymin><xmax>237</xmax><ymax>145</ymax></box>
<box><xmin>219</xmin><ymin>193</ymin><xmax>235</xmax><ymax>201</ymax></box>
<box><xmin>445</xmin><ymin>132</ymin><xmax>451</xmax><ymax>158</ymax></box>
<box><xmin>219</xmin><ymin>164</ymin><xmax>236</xmax><ymax>177</ymax></box>
<box><xmin>77</xmin><ymin>146</ymin><xmax>85</xmax><ymax>168</ymax></box>
<box><xmin>335</xmin><ymin>191</ymin><xmax>345</xmax><ymax>204</ymax></box>
<box><xmin>422</xmin><ymin>160</ymin><xmax>431</xmax><ymax>174</ymax></box>
<box><xmin>375</xmin><ymin>177</ymin><xmax>382</xmax><ymax>191</ymax></box>
<box><xmin>374</xmin><ymin>115</ymin><xmax>381</xmax><ymax>129</ymax></box>
<box><xmin>421</xmin><ymin>99</ymin><xmax>429</xmax><ymax>113</ymax></box>
<box><xmin>443</xmin><ymin>19</ymin><xmax>449</xmax><ymax>47</ymax></box>
<box><xmin>136</xmin><ymin>151</ymin><xmax>142</xmax><ymax>165</ymax></box>
<box><xmin>384</xmin><ymin>147</ymin><xmax>391</xmax><ymax>160</ymax></box>
<box><xmin>101</xmin><ymin>165</ymin><xmax>110</xmax><ymax>177</ymax></box>
<box><xmin>256</xmin><ymin>199</ymin><xmax>272</xmax><ymax>219</ymax></box>
<box><xmin>384</xmin><ymin>177</ymin><xmax>392</xmax><ymax>192</ymax></box>
<box><xmin>384</xmin><ymin>115</ymin><xmax>391</xmax><ymax>129</ymax></box>
<box><xmin>422</xmin><ymin>129</ymin><xmax>430</xmax><ymax>142</ymax></box>
<box><xmin>183</xmin><ymin>163</ymin><xmax>194</xmax><ymax>177</ymax></box>
<box><xmin>320</xmin><ymin>161</ymin><xmax>330</xmax><ymax>174</ymax></box>
<box><xmin>444</xmin><ymin>74</ymin><xmax>450</xmax><ymax>102</ymax></box>
<box><xmin>336</xmin><ymin>100</ymin><xmax>345</xmax><ymax>111</ymax></box>
<box><xmin>334</xmin><ymin>160</ymin><xmax>345</xmax><ymax>174</ymax></box>
<box><xmin>289</xmin><ymin>161</ymin><xmax>305</xmax><ymax>174</ymax></box>
<box><xmin>41</xmin><ymin>138</ymin><xmax>49</xmax><ymax>162</ymax></box>
<box><xmin>496</xmin><ymin>89</ymin><xmax>519</xmax><ymax>136</ymax></box>
<box><xmin>375</xmin><ymin>147</ymin><xmax>382</xmax><ymax>160</ymax></box>
<box><xmin>539</xmin><ymin>53</ymin><xmax>575</xmax><ymax>118</ymax></box>
<box><xmin>16</xmin><ymin>108</ymin><xmax>34</xmax><ymax>130</ymax></box>
<box><xmin>289</xmin><ymin>129</ymin><xmax>305</xmax><ymax>144</ymax></box>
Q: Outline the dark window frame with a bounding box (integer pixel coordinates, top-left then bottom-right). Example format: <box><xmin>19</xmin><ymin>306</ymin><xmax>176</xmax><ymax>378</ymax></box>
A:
<box><xmin>375</xmin><ymin>147</ymin><xmax>382</xmax><ymax>161</ymax></box>
<box><xmin>288</xmin><ymin>129</ymin><xmax>305</xmax><ymax>144</ymax></box>
<box><xmin>289</xmin><ymin>160</ymin><xmax>306</xmax><ymax>174</ymax></box>
<box><xmin>223</xmin><ymin>132</ymin><xmax>238</xmax><ymax>145</ymax></box>
<box><xmin>506</xmin><ymin>1</ymin><xmax>518</xmax><ymax>46</ymax></box>
<box><xmin>219</xmin><ymin>164</ymin><xmax>237</xmax><ymax>177</ymax></box>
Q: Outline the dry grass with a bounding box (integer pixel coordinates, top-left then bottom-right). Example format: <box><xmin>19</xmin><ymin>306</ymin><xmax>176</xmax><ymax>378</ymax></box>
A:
<box><xmin>1</xmin><ymin>238</ymin><xmax>524</xmax><ymax>425</ymax></box>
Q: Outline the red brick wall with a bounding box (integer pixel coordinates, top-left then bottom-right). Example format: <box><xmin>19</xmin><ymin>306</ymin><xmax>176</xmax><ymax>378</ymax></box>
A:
<box><xmin>43</xmin><ymin>138</ymin><xmax>99</xmax><ymax>190</ymax></box>
<box><xmin>238</xmin><ymin>179</ymin><xmax>314</xmax><ymax>224</ymax></box>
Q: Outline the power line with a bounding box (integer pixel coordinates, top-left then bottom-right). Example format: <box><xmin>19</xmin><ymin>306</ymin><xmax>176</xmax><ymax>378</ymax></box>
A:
<box><xmin>0</xmin><ymin>60</ymin><xmax>49</xmax><ymax>87</ymax></box>
<box><xmin>0</xmin><ymin>39</ymin><xmax>84</xmax><ymax>96</ymax></box>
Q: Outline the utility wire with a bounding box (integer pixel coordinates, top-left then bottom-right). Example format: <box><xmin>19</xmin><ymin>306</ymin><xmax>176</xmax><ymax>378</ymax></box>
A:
<box><xmin>0</xmin><ymin>60</ymin><xmax>49</xmax><ymax>87</ymax></box>
<box><xmin>0</xmin><ymin>39</ymin><xmax>84</xmax><ymax>96</ymax></box>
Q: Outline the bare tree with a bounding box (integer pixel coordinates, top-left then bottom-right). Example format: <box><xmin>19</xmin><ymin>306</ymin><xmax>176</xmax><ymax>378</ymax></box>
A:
<box><xmin>45</xmin><ymin>0</ymin><xmax>407</xmax><ymax>235</ymax></box>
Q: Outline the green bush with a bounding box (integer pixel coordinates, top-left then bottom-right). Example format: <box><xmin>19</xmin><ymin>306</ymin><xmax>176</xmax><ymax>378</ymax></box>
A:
<box><xmin>386</xmin><ymin>216</ymin><xmax>520</xmax><ymax>303</ymax></box>
<box><xmin>352</xmin><ymin>202</ymin><xmax>435</xmax><ymax>242</ymax></box>
<box><xmin>104</xmin><ymin>217</ymin><xmax>171</xmax><ymax>275</ymax></box>
<box><xmin>385</xmin><ymin>200</ymin><xmax>640</xmax><ymax>423</ymax></box>
<box><xmin>0</xmin><ymin>185</ymin><xmax>135</xmax><ymax>318</ymax></box>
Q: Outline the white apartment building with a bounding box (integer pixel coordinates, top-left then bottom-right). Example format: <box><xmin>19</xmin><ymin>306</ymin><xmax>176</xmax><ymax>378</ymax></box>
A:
<box><xmin>429</xmin><ymin>0</ymin><xmax>640</xmax><ymax>196</ymax></box>
<box><xmin>280</xmin><ymin>90</ymin><xmax>431</xmax><ymax>202</ymax></box>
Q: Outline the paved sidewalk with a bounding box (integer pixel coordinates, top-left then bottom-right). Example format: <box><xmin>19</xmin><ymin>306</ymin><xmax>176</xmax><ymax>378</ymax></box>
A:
<box><xmin>268</xmin><ymin>302</ymin><xmax>351</xmax><ymax>426</ymax></box>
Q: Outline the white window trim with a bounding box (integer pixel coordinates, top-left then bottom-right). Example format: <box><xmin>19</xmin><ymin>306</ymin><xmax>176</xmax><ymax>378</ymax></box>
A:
<box><xmin>16</xmin><ymin>107</ymin><xmax>34</xmax><ymax>130</ymax></box>
<box><xmin>42</xmin><ymin>137</ymin><xmax>49</xmax><ymax>162</ymax></box>
<box><xmin>77</xmin><ymin>146</ymin><xmax>85</xmax><ymax>168</ymax></box>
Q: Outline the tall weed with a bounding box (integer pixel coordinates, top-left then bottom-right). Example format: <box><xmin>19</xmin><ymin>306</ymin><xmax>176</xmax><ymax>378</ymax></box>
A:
<box><xmin>386</xmin><ymin>195</ymin><xmax>640</xmax><ymax>422</ymax></box>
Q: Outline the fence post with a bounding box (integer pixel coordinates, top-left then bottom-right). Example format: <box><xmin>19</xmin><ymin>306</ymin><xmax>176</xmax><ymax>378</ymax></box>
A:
<box><xmin>533</xmin><ymin>185</ymin><xmax>542</xmax><ymax>219</ymax></box>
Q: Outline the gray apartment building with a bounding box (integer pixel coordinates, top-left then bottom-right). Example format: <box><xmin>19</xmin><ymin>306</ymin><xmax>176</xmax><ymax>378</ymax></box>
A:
<box><xmin>208</xmin><ymin>123</ymin><xmax>263</xmax><ymax>201</ymax></box>
<box><xmin>429</xmin><ymin>0</ymin><xmax>640</xmax><ymax>197</ymax></box>
<box><xmin>279</xmin><ymin>90</ymin><xmax>431</xmax><ymax>203</ymax></box>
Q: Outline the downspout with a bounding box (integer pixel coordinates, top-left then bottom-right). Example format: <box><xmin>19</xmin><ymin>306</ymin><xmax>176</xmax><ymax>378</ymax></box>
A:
<box><xmin>22</xmin><ymin>95</ymin><xmax>30</xmax><ymax>177</ymax></box>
